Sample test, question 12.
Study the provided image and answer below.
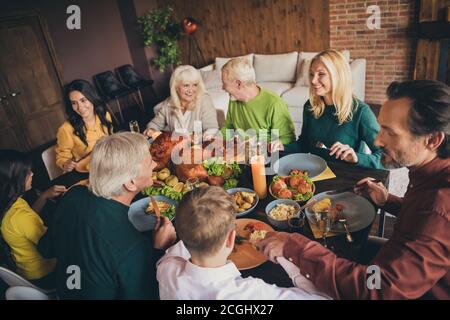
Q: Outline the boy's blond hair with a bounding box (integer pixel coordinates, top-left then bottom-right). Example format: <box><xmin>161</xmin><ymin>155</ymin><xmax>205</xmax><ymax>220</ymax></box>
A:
<box><xmin>176</xmin><ymin>186</ymin><xmax>236</xmax><ymax>256</ymax></box>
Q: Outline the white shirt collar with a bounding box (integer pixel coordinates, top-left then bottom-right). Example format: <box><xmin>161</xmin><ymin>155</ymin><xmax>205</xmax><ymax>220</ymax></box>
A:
<box><xmin>184</xmin><ymin>259</ymin><xmax>241</xmax><ymax>284</ymax></box>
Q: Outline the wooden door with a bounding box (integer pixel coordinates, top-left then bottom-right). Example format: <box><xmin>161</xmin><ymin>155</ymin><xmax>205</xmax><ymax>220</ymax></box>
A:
<box><xmin>0</xmin><ymin>13</ymin><xmax>66</xmax><ymax>151</ymax></box>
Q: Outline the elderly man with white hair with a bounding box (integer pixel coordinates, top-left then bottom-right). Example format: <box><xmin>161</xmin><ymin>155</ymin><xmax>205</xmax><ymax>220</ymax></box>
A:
<box><xmin>38</xmin><ymin>132</ymin><xmax>177</xmax><ymax>299</ymax></box>
<box><xmin>220</xmin><ymin>57</ymin><xmax>296</xmax><ymax>145</ymax></box>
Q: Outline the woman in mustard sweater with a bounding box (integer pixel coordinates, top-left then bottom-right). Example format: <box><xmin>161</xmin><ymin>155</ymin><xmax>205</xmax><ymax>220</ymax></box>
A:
<box><xmin>0</xmin><ymin>150</ymin><xmax>66</xmax><ymax>288</ymax></box>
<box><xmin>56</xmin><ymin>79</ymin><xmax>113</xmax><ymax>171</ymax></box>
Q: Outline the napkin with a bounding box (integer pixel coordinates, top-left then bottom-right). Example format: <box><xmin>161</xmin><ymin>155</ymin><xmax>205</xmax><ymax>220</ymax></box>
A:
<box><xmin>311</xmin><ymin>166</ymin><xmax>336</xmax><ymax>182</ymax></box>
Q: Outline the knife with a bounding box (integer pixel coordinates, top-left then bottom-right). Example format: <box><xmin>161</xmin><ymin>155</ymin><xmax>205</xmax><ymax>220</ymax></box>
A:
<box><xmin>326</xmin><ymin>179</ymin><xmax>382</xmax><ymax>195</ymax></box>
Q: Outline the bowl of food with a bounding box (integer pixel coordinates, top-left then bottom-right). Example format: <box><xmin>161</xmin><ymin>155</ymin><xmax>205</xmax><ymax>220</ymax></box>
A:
<box><xmin>269</xmin><ymin>169</ymin><xmax>315</xmax><ymax>203</ymax></box>
<box><xmin>227</xmin><ymin>188</ymin><xmax>259</xmax><ymax>217</ymax></box>
<box><xmin>265</xmin><ymin>199</ymin><xmax>301</xmax><ymax>230</ymax></box>
<box><xmin>128</xmin><ymin>195</ymin><xmax>177</xmax><ymax>232</ymax></box>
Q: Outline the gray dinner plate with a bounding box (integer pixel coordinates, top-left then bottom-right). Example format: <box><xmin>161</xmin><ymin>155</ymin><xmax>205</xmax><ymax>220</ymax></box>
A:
<box><xmin>128</xmin><ymin>195</ymin><xmax>177</xmax><ymax>232</ymax></box>
<box><xmin>304</xmin><ymin>191</ymin><xmax>376</xmax><ymax>233</ymax></box>
<box><xmin>273</xmin><ymin>153</ymin><xmax>327</xmax><ymax>178</ymax></box>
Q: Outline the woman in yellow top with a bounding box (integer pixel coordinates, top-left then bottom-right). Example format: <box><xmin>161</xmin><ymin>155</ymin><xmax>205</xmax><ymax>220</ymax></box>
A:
<box><xmin>0</xmin><ymin>149</ymin><xmax>66</xmax><ymax>289</ymax></box>
<box><xmin>56</xmin><ymin>79</ymin><xmax>113</xmax><ymax>171</ymax></box>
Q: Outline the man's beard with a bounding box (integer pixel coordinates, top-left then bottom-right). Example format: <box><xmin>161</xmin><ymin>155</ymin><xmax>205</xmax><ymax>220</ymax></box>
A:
<box><xmin>381</xmin><ymin>148</ymin><xmax>415</xmax><ymax>169</ymax></box>
<box><xmin>381</xmin><ymin>152</ymin><xmax>403</xmax><ymax>169</ymax></box>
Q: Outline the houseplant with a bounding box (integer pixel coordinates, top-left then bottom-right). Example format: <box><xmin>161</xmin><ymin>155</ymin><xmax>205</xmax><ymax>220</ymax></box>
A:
<box><xmin>138</xmin><ymin>7</ymin><xmax>182</xmax><ymax>72</ymax></box>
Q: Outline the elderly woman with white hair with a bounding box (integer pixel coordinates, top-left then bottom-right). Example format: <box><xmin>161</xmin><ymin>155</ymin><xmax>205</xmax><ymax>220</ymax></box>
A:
<box><xmin>144</xmin><ymin>65</ymin><xmax>218</xmax><ymax>139</ymax></box>
<box><xmin>37</xmin><ymin>132</ymin><xmax>177</xmax><ymax>299</ymax></box>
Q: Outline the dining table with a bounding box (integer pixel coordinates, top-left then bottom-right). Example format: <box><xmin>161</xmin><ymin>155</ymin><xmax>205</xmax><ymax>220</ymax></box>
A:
<box><xmin>49</xmin><ymin>150</ymin><xmax>390</xmax><ymax>289</ymax></box>
<box><xmin>236</xmin><ymin>154</ymin><xmax>390</xmax><ymax>288</ymax></box>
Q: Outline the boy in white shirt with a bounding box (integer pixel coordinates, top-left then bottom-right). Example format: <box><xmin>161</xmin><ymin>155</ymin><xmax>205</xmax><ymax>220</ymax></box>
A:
<box><xmin>157</xmin><ymin>186</ymin><xmax>330</xmax><ymax>300</ymax></box>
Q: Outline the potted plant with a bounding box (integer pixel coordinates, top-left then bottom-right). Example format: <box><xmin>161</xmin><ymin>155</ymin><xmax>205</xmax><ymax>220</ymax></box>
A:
<box><xmin>138</xmin><ymin>7</ymin><xmax>182</xmax><ymax>72</ymax></box>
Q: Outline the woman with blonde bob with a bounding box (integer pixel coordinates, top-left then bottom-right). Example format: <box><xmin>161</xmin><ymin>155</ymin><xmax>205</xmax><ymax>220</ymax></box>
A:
<box><xmin>276</xmin><ymin>49</ymin><xmax>382</xmax><ymax>169</ymax></box>
<box><xmin>144</xmin><ymin>65</ymin><xmax>218</xmax><ymax>138</ymax></box>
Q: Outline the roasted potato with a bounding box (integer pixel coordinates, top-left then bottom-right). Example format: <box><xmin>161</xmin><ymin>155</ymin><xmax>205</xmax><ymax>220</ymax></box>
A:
<box><xmin>232</xmin><ymin>191</ymin><xmax>256</xmax><ymax>213</ymax></box>
<box><xmin>165</xmin><ymin>175</ymin><xmax>178</xmax><ymax>187</ymax></box>
<box><xmin>173</xmin><ymin>182</ymin><xmax>184</xmax><ymax>193</ymax></box>
<box><xmin>157</xmin><ymin>168</ymin><xmax>170</xmax><ymax>181</ymax></box>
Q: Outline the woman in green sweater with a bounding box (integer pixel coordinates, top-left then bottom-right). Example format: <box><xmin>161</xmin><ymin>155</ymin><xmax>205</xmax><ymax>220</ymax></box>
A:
<box><xmin>272</xmin><ymin>49</ymin><xmax>382</xmax><ymax>169</ymax></box>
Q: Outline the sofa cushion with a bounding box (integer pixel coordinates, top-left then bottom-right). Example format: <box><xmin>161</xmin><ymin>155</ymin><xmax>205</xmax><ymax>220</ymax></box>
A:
<box><xmin>296</xmin><ymin>50</ymin><xmax>350</xmax><ymax>86</ymax></box>
<box><xmin>215</xmin><ymin>54</ymin><xmax>254</xmax><ymax>71</ymax></box>
<box><xmin>281</xmin><ymin>86</ymin><xmax>310</xmax><ymax>108</ymax></box>
<box><xmin>296</xmin><ymin>58</ymin><xmax>313</xmax><ymax>86</ymax></box>
<box><xmin>257</xmin><ymin>82</ymin><xmax>293</xmax><ymax>96</ymax></box>
<box><xmin>206</xmin><ymin>89</ymin><xmax>230</xmax><ymax>127</ymax></box>
<box><xmin>201</xmin><ymin>69</ymin><xmax>222</xmax><ymax>90</ymax></box>
<box><xmin>253</xmin><ymin>52</ymin><xmax>298</xmax><ymax>82</ymax></box>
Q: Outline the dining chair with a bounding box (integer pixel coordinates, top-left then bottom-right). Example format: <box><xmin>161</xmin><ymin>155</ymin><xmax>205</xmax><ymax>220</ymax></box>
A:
<box><xmin>42</xmin><ymin>145</ymin><xmax>63</xmax><ymax>181</ymax></box>
<box><xmin>116</xmin><ymin>64</ymin><xmax>157</xmax><ymax>113</ymax></box>
<box><xmin>0</xmin><ymin>266</ymin><xmax>55</xmax><ymax>295</ymax></box>
<box><xmin>5</xmin><ymin>286</ymin><xmax>52</xmax><ymax>300</ymax></box>
<box><xmin>93</xmin><ymin>71</ymin><xmax>135</xmax><ymax>123</ymax></box>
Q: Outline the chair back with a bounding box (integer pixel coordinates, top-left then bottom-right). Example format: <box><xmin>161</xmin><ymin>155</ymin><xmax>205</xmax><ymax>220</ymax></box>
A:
<box><xmin>0</xmin><ymin>266</ymin><xmax>55</xmax><ymax>295</ymax></box>
<box><xmin>0</xmin><ymin>266</ymin><xmax>38</xmax><ymax>289</ymax></box>
<box><xmin>93</xmin><ymin>71</ymin><xmax>128</xmax><ymax>98</ymax></box>
<box><xmin>116</xmin><ymin>64</ymin><xmax>145</xmax><ymax>87</ymax></box>
<box><xmin>5</xmin><ymin>286</ymin><xmax>51</xmax><ymax>300</ymax></box>
<box><xmin>42</xmin><ymin>145</ymin><xmax>63</xmax><ymax>180</ymax></box>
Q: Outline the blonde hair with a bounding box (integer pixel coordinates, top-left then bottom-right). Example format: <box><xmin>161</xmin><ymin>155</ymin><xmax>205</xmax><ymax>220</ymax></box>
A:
<box><xmin>309</xmin><ymin>49</ymin><xmax>357</xmax><ymax>125</ymax></box>
<box><xmin>89</xmin><ymin>132</ymin><xmax>149</xmax><ymax>199</ymax></box>
<box><xmin>176</xmin><ymin>186</ymin><xmax>236</xmax><ymax>256</ymax></box>
<box><xmin>222</xmin><ymin>57</ymin><xmax>256</xmax><ymax>85</ymax></box>
<box><xmin>169</xmin><ymin>65</ymin><xmax>206</xmax><ymax>111</ymax></box>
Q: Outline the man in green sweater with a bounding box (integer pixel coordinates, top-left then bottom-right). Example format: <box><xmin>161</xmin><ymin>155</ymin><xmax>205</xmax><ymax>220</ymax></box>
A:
<box><xmin>220</xmin><ymin>57</ymin><xmax>296</xmax><ymax>145</ymax></box>
<box><xmin>38</xmin><ymin>132</ymin><xmax>177</xmax><ymax>299</ymax></box>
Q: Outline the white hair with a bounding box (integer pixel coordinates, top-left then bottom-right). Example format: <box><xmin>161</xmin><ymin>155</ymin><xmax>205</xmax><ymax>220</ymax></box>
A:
<box><xmin>89</xmin><ymin>132</ymin><xmax>149</xmax><ymax>199</ymax></box>
<box><xmin>221</xmin><ymin>57</ymin><xmax>256</xmax><ymax>85</ymax></box>
<box><xmin>169</xmin><ymin>65</ymin><xmax>206</xmax><ymax>111</ymax></box>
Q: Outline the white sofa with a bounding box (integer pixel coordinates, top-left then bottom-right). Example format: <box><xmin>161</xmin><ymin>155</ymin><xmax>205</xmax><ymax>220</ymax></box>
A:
<box><xmin>200</xmin><ymin>51</ymin><xmax>366</xmax><ymax>136</ymax></box>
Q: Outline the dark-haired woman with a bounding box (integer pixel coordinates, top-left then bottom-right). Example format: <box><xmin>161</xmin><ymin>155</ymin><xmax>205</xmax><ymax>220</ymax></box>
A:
<box><xmin>56</xmin><ymin>79</ymin><xmax>113</xmax><ymax>171</ymax></box>
<box><xmin>0</xmin><ymin>150</ymin><xmax>66</xmax><ymax>288</ymax></box>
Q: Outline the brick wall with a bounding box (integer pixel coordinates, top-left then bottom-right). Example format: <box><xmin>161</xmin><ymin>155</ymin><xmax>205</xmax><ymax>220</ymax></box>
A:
<box><xmin>330</xmin><ymin>0</ymin><xmax>419</xmax><ymax>105</ymax></box>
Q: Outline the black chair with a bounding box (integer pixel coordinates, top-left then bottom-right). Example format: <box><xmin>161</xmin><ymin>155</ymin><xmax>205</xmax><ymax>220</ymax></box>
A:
<box><xmin>93</xmin><ymin>71</ymin><xmax>134</xmax><ymax>123</ymax></box>
<box><xmin>116</xmin><ymin>64</ymin><xmax>157</xmax><ymax>112</ymax></box>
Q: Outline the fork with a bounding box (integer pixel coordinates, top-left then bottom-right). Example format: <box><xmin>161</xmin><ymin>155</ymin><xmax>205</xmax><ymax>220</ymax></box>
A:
<box><xmin>315</xmin><ymin>141</ymin><xmax>330</xmax><ymax>151</ymax></box>
<box><xmin>339</xmin><ymin>218</ymin><xmax>353</xmax><ymax>242</ymax></box>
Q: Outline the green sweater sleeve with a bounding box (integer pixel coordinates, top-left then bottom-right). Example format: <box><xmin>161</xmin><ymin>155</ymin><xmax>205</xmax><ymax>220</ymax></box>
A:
<box><xmin>283</xmin><ymin>103</ymin><xmax>311</xmax><ymax>153</ymax></box>
<box><xmin>219</xmin><ymin>103</ymin><xmax>235</xmax><ymax>140</ymax></box>
<box><xmin>270</xmin><ymin>100</ymin><xmax>296</xmax><ymax>145</ymax></box>
<box><xmin>355</xmin><ymin>104</ymin><xmax>383</xmax><ymax>169</ymax></box>
<box><xmin>116</xmin><ymin>240</ymin><xmax>158</xmax><ymax>299</ymax></box>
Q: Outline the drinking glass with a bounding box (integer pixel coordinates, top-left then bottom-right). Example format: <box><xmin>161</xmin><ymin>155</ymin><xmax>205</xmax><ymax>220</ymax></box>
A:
<box><xmin>288</xmin><ymin>211</ymin><xmax>305</xmax><ymax>233</ymax></box>
<box><xmin>319</xmin><ymin>212</ymin><xmax>331</xmax><ymax>248</ymax></box>
<box><xmin>129</xmin><ymin>120</ymin><xmax>140</xmax><ymax>133</ymax></box>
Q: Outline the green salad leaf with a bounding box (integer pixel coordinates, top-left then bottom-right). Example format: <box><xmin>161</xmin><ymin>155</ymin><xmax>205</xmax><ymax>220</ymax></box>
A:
<box><xmin>162</xmin><ymin>205</ymin><xmax>176</xmax><ymax>220</ymax></box>
<box><xmin>229</xmin><ymin>162</ymin><xmax>242</xmax><ymax>178</ymax></box>
<box><xmin>142</xmin><ymin>185</ymin><xmax>183</xmax><ymax>201</ymax></box>
<box><xmin>223</xmin><ymin>178</ymin><xmax>238</xmax><ymax>190</ymax></box>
